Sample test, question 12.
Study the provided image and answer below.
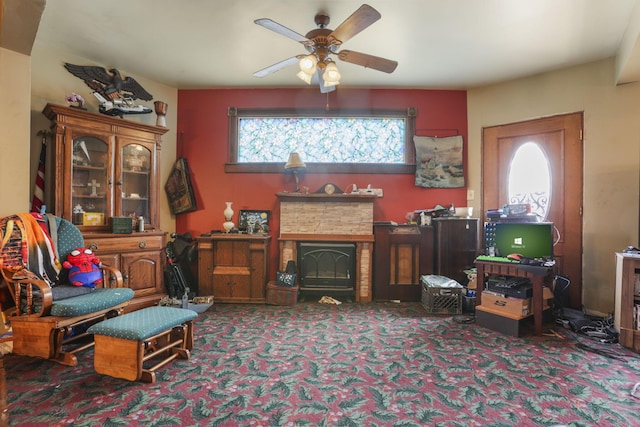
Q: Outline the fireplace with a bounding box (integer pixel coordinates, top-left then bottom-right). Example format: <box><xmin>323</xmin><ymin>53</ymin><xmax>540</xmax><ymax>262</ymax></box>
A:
<box><xmin>277</xmin><ymin>192</ymin><xmax>376</xmax><ymax>302</ymax></box>
<box><xmin>298</xmin><ymin>242</ymin><xmax>356</xmax><ymax>294</ymax></box>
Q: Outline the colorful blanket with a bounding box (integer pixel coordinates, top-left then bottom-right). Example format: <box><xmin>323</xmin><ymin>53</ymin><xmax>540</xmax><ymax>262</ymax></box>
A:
<box><xmin>0</xmin><ymin>213</ymin><xmax>61</xmax><ymax>287</ymax></box>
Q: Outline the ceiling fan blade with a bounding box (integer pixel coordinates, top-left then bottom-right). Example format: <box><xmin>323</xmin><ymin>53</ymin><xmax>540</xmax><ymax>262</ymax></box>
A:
<box><xmin>254</xmin><ymin>18</ymin><xmax>309</xmax><ymax>43</ymax></box>
<box><xmin>254</xmin><ymin>56</ymin><xmax>300</xmax><ymax>77</ymax></box>
<box><xmin>338</xmin><ymin>50</ymin><xmax>398</xmax><ymax>73</ymax></box>
<box><xmin>311</xmin><ymin>69</ymin><xmax>336</xmax><ymax>93</ymax></box>
<box><xmin>329</xmin><ymin>4</ymin><xmax>381</xmax><ymax>44</ymax></box>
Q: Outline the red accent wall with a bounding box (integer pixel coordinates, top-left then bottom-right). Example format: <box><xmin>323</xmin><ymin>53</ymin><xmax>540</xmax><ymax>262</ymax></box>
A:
<box><xmin>176</xmin><ymin>88</ymin><xmax>467</xmax><ymax>279</ymax></box>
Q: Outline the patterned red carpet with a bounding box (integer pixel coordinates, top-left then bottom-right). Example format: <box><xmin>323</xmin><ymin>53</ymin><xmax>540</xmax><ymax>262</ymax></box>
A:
<box><xmin>6</xmin><ymin>302</ymin><xmax>640</xmax><ymax>426</ymax></box>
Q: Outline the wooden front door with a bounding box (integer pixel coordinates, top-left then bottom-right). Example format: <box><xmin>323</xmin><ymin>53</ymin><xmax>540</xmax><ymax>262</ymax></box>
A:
<box><xmin>482</xmin><ymin>113</ymin><xmax>583</xmax><ymax>308</ymax></box>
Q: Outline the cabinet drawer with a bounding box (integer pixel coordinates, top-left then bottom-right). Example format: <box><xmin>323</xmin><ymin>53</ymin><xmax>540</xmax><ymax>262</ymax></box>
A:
<box><xmin>85</xmin><ymin>233</ymin><xmax>164</xmax><ymax>253</ymax></box>
<box><xmin>213</xmin><ymin>266</ymin><xmax>251</xmax><ymax>276</ymax></box>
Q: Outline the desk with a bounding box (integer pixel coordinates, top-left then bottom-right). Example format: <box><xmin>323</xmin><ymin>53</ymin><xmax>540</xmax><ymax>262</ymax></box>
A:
<box><xmin>475</xmin><ymin>260</ymin><xmax>555</xmax><ymax>336</ymax></box>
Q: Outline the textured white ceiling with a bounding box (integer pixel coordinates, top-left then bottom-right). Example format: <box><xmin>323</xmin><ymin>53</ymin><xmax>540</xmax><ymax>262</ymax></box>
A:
<box><xmin>21</xmin><ymin>0</ymin><xmax>640</xmax><ymax>89</ymax></box>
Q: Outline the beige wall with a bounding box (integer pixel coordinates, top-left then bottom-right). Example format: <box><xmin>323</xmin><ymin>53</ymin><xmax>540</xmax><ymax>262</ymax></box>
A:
<box><xmin>0</xmin><ymin>47</ymin><xmax>32</xmax><ymax>216</ymax></box>
<box><xmin>468</xmin><ymin>58</ymin><xmax>640</xmax><ymax>316</ymax></box>
<box><xmin>29</xmin><ymin>44</ymin><xmax>178</xmax><ymax>235</ymax></box>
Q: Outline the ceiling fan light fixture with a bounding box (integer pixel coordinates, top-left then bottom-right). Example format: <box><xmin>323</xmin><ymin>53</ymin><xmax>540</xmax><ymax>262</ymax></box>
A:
<box><xmin>254</xmin><ymin>5</ymin><xmax>396</xmax><ymax>93</ymax></box>
<box><xmin>324</xmin><ymin>62</ymin><xmax>340</xmax><ymax>78</ymax></box>
<box><xmin>323</xmin><ymin>78</ymin><xmax>339</xmax><ymax>88</ymax></box>
<box><xmin>298</xmin><ymin>54</ymin><xmax>317</xmax><ymax>74</ymax></box>
<box><xmin>296</xmin><ymin>70</ymin><xmax>313</xmax><ymax>84</ymax></box>
<box><xmin>323</xmin><ymin>61</ymin><xmax>341</xmax><ymax>86</ymax></box>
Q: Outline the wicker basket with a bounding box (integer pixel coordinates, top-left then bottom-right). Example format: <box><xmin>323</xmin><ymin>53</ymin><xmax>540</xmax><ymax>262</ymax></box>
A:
<box><xmin>266</xmin><ymin>281</ymin><xmax>299</xmax><ymax>306</ymax></box>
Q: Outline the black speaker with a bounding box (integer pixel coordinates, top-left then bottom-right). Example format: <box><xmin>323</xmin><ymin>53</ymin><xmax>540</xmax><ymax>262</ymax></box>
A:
<box><xmin>553</xmin><ymin>274</ymin><xmax>571</xmax><ymax>310</ymax></box>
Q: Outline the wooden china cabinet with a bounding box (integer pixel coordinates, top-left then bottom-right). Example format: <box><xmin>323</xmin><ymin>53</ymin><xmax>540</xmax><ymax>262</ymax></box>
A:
<box><xmin>43</xmin><ymin>103</ymin><xmax>168</xmax><ymax>310</ymax></box>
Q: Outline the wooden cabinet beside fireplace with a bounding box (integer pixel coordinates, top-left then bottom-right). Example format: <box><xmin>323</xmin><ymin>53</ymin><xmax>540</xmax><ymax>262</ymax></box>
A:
<box><xmin>373</xmin><ymin>224</ymin><xmax>423</xmax><ymax>301</ymax></box>
<box><xmin>197</xmin><ymin>234</ymin><xmax>271</xmax><ymax>303</ymax></box>
<box><xmin>373</xmin><ymin>218</ymin><xmax>478</xmax><ymax>301</ymax></box>
<box><xmin>433</xmin><ymin>218</ymin><xmax>479</xmax><ymax>286</ymax></box>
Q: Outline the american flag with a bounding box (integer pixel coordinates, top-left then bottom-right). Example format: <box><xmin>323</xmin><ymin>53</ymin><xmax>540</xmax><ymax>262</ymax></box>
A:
<box><xmin>31</xmin><ymin>131</ymin><xmax>49</xmax><ymax>213</ymax></box>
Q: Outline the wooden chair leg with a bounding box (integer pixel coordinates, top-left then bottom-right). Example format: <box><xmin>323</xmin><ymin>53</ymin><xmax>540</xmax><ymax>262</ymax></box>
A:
<box><xmin>11</xmin><ymin>306</ymin><xmax>126</xmax><ymax>366</ymax></box>
<box><xmin>0</xmin><ymin>358</ymin><xmax>8</xmax><ymax>427</ymax></box>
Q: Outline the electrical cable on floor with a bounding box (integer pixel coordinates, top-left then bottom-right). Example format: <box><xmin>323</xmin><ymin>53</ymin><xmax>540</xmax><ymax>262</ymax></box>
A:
<box><xmin>556</xmin><ymin>314</ymin><xmax>633</xmax><ymax>361</ymax></box>
<box><xmin>453</xmin><ymin>314</ymin><xmax>475</xmax><ymax>324</ymax></box>
<box><xmin>574</xmin><ymin>342</ymin><xmax>629</xmax><ymax>361</ymax></box>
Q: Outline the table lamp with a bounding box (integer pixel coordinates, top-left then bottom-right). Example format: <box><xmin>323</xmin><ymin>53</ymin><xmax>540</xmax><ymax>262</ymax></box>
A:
<box><xmin>284</xmin><ymin>152</ymin><xmax>306</xmax><ymax>193</ymax></box>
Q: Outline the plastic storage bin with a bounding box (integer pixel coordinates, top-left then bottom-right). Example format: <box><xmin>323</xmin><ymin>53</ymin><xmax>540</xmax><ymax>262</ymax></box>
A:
<box><xmin>420</xmin><ymin>275</ymin><xmax>463</xmax><ymax>315</ymax></box>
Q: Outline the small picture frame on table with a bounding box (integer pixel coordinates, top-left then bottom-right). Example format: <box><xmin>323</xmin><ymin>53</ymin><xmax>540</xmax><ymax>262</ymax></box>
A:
<box><xmin>238</xmin><ymin>210</ymin><xmax>270</xmax><ymax>233</ymax></box>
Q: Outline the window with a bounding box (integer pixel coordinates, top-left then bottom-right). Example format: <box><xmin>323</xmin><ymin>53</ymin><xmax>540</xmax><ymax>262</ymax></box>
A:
<box><xmin>507</xmin><ymin>142</ymin><xmax>551</xmax><ymax>220</ymax></box>
<box><xmin>226</xmin><ymin>107</ymin><xmax>416</xmax><ymax>174</ymax></box>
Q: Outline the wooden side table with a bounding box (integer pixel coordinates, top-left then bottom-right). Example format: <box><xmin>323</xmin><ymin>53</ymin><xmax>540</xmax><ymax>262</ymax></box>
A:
<box><xmin>475</xmin><ymin>260</ymin><xmax>555</xmax><ymax>336</ymax></box>
<box><xmin>197</xmin><ymin>234</ymin><xmax>271</xmax><ymax>303</ymax></box>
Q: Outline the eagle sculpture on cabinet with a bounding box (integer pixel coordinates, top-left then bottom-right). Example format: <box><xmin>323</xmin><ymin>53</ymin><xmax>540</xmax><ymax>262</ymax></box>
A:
<box><xmin>64</xmin><ymin>63</ymin><xmax>153</xmax><ymax>117</ymax></box>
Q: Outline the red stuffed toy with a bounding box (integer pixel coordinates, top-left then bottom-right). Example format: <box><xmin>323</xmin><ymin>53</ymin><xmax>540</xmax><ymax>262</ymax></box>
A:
<box><xmin>63</xmin><ymin>248</ymin><xmax>103</xmax><ymax>288</ymax></box>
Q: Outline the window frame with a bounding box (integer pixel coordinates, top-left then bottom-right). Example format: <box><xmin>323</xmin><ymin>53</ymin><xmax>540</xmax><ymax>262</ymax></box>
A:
<box><xmin>225</xmin><ymin>107</ymin><xmax>417</xmax><ymax>174</ymax></box>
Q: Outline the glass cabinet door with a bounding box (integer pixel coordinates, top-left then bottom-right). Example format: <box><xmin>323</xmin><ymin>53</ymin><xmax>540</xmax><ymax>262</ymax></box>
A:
<box><xmin>71</xmin><ymin>136</ymin><xmax>109</xmax><ymax>226</ymax></box>
<box><xmin>119</xmin><ymin>142</ymin><xmax>152</xmax><ymax>228</ymax></box>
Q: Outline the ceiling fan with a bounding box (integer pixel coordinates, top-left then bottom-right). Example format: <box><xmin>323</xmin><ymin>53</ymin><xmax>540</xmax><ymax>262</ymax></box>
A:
<box><xmin>253</xmin><ymin>4</ymin><xmax>398</xmax><ymax>93</ymax></box>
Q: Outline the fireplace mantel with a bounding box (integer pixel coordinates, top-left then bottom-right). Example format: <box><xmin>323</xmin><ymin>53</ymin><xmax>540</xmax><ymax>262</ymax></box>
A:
<box><xmin>276</xmin><ymin>192</ymin><xmax>377</xmax><ymax>203</ymax></box>
<box><xmin>280</xmin><ymin>233</ymin><xmax>375</xmax><ymax>242</ymax></box>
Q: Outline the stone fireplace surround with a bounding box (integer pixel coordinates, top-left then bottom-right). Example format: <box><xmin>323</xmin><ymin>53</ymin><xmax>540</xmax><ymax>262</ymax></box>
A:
<box><xmin>276</xmin><ymin>192</ymin><xmax>376</xmax><ymax>302</ymax></box>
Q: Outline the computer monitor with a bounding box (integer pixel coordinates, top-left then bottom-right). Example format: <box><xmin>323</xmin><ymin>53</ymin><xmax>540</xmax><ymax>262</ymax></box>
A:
<box><xmin>487</xmin><ymin>222</ymin><xmax>555</xmax><ymax>259</ymax></box>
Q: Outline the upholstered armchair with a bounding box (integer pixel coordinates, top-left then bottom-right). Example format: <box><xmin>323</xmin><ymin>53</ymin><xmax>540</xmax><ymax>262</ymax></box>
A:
<box><xmin>0</xmin><ymin>213</ymin><xmax>133</xmax><ymax>366</ymax></box>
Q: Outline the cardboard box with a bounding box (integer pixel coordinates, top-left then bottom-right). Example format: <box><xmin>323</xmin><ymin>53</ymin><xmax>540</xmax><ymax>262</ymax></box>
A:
<box><xmin>266</xmin><ymin>281</ymin><xmax>298</xmax><ymax>306</ymax></box>
<box><xmin>481</xmin><ymin>288</ymin><xmax>554</xmax><ymax>318</ymax></box>
<box><xmin>481</xmin><ymin>291</ymin><xmax>532</xmax><ymax>317</ymax></box>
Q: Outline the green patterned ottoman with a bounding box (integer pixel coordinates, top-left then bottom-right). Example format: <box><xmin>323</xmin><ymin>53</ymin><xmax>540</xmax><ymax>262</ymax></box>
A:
<box><xmin>87</xmin><ymin>306</ymin><xmax>198</xmax><ymax>383</ymax></box>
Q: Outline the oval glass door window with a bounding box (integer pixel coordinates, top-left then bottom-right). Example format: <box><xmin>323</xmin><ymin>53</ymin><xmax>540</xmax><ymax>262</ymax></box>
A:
<box><xmin>507</xmin><ymin>142</ymin><xmax>551</xmax><ymax>220</ymax></box>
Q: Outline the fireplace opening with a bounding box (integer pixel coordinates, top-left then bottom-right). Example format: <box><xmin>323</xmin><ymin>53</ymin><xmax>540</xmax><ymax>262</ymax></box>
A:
<box><xmin>298</xmin><ymin>242</ymin><xmax>356</xmax><ymax>297</ymax></box>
